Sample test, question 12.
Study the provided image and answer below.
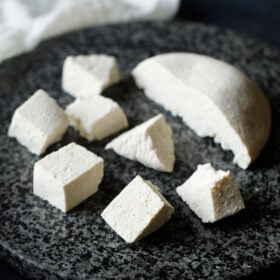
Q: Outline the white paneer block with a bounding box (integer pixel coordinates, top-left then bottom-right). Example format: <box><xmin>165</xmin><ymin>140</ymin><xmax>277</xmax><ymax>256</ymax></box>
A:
<box><xmin>65</xmin><ymin>95</ymin><xmax>128</xmax><ymax>141</ymax></box>
<box><xmin>33</xmin><ymin>143</ymin><xmax>104</xmax><ymax>212</ymax></box>
<box><xmin>132</xmin><ymin>53</ymin><xmax>271</xmax><ymax>169</ymax></box>
<box><xmin>101</xmin><ymin>175</ymin><xmax>174</xmax><ymax>243</ymax></box>
<box><xmin>105</xmin><ymin>114</ymin><xmax>175</xmax><ymax>172</ymax></box>
<box><xmin>8</xmin><ymin>89</ymin><xmax>69</xmax><ymax>155</ymax></box>
<box><xmin>62</xmin><ymin>54</ymin><xmax>120</xmax><ymax>98</ymax></box>
<box><xmin>176</xmin><ymin>163</ymin><xmax>245</xmax><ymax>223</ymax></box>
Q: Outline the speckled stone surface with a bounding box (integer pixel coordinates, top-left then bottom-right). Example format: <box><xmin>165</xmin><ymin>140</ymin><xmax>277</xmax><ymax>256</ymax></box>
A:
<box><xmin>0</xmin><ymin>22</ymin><xmax>279</xmax><ymax>279</ymax></box>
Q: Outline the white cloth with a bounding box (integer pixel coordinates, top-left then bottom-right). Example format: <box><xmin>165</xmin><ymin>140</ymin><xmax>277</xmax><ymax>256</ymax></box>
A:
<box><xmin>0</xmin><ymin>0</ymin><xmax>180</xmax><ymax>63</ymax></box>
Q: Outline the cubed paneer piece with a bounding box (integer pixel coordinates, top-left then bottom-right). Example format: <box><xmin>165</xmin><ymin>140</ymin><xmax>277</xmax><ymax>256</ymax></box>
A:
<box><xmin>176</xmin><ymin>163</ymin><xmax>245</xmax><ymax>223</ymax></box>
<box><xmin>66</xmin><ymin>95</ymin><xmax>128</xmax><ymax>141</ymax></box>
<box><xmin>8</xmin><ymin>89</ymin><xmax>69</xmax><ymax>155</ymax></box>
<box><xmin>62</xmin><ymin>54</ymin><xmax>119</xmax><ymax>98</ymax></box>
<box><xmin>101</xmin><ymin>175</ymin><xmax>174</xmax><ymax>243</ymax></box>
<box><xmin>33</xmin><ymin>143</ymin><xmax>104</xmax><ymax>212</ymax></box>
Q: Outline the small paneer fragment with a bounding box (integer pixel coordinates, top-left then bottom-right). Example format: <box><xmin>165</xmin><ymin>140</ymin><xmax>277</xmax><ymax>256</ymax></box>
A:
<box><xmin>33</xmin><ymin>143</ymin><xmax>104</xmax><ymax>212</ymax></box>
<box><xmin>105</xmin><ymin>114</ymin><xmax>175</xmax><ymax>172</ymax></box>
<box><xmin>8</xmin><ymin>89</ymin><xmax>69</xmax><ymax>155</ymax></box>
<box><xmin>101</xmin><ymin>175</ymin><xmax>174</xmax><ymax>243</ymax></box>
<box><xmin>62</xmin><ymin>54</ymin><xmax>120</xmax><ymax>98</ymax></box>
<box><xmin>65</xmin><ymin>95</ymin><xmax>128</xmax><ymax>141</ymax></box>
<box><xmin>176</xmin><ymin>163</ymin><xmax>245</xmax><ymax>223</ymax></box>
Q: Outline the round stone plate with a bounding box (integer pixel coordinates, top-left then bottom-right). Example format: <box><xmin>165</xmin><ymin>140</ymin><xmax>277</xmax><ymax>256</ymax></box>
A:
<box><xmin>0</xmin><ymin>22</ymin><xmax>279</xmax><ymax>279</ymax></box>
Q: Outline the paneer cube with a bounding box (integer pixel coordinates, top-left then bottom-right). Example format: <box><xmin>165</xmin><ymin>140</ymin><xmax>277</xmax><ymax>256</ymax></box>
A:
<box><xmin>176</xmin><ymin>163</ymin><xmax>245</xmax><ymax>223</ymax></box>
<box><xmin>101</xmin><ymin>175</ymin><xmax>174</xmax><ymax>243</ymax></box>
<box><xmin>66</xmin><ymin>95</ymin><xmax>128</xmax><ymax>141</ymax></box>
<box><xmin>62</xmin><ymin>54</ymin><xmax>119</xmax><ymax>98</ymax></box>
<box><xmin>8</xmin><ymin>89</ymin><xmax>69</xmax><ymax>155</ymax></box>
<box><xmin>33</xmin><ymin>143</ymin><xmax>104</xmax><ymax>212</ymax></box>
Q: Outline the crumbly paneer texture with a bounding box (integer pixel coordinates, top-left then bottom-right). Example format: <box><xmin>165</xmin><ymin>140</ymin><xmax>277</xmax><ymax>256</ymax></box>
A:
<box><xmin>8</xmin><ymin>89</ymin><xmax>69</xmax><ymax>155</ymax></box>
<box><xmin>176</xmin><ymin>163</ymin><xmax>245</xmax><ymax>223</ymax></box>
<box><xmin>62</xmin><ymin>54</ymin><xmax>119</xmax><ymax>98</ymax></box>
<box><xmin>105</xmin><ymin>114</ymin><xmax>175</xmax><ymax>172</ymax></box>
<box><xmin>132</xmin><ymin>53</ymin><xmax>271</xmax><ymax>169</ymax></box>
<box><xmin>65</xmin><ymin>95</ymin><xmax>128</xmax><ymax>141</ymax></box>
<box><xmin>101</xmin><ymin>175</ymin><xmax>174</xmax><ymax>243</ymax></box>
<box><xmin>33</xmin><ymin>143</ymin><xmax>104</xmax><ymax>212</ymax></box>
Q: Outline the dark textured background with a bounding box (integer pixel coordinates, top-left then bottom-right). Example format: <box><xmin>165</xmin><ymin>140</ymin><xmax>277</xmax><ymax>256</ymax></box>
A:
<box><xmin>177</xmin><ymin>0</ymin><xmax>280</xmax><ymax>47</ymax></box>
<box><xmin>1</xmin><ymin>1</ymin><xmax>280</xmax><ymax>279</ymax></box>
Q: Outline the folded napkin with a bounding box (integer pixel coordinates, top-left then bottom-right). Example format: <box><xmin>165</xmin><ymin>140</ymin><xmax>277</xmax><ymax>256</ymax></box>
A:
<box><xmin>0</xmin><ymin>0</ymin><xmax>179</xmax><ymax>63</ymax></box>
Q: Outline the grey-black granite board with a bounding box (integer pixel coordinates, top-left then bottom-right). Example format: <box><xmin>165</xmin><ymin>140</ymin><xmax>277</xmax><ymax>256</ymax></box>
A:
<box><xmin>0</xmin><ymin>21</ymin><xmax>279</xmax><ymax>280</ymax></box>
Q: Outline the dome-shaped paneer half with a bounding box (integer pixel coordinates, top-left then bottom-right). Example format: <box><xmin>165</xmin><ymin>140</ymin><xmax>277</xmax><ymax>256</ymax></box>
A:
<box><xmin>132</xmin><ymin>53</ymin><xmax>271</xmax><ymax>169</ymax></box>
